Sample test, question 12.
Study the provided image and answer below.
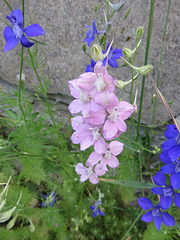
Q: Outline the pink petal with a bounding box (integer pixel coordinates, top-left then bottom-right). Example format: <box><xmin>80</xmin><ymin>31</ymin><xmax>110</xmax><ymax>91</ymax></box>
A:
<box><xmin>103</xmin><ymin>119</ymin><xmax>118</xmax><ymax>139</ymax></box>
<box><xmin>81</xmin><ymin>103</ymin><xmax>90</xmax><ymax>118</ymax></box>
<box><xmin>87</xmin><ymin>151</ymin><xmax>102</xmax><ymax>166</ymax></box>
<box><xmin>71</xmin><ymin>116</ymin><xmax>83</xmax><ymax>130</ymax></box>
<box><xmin>107</xmin><ymin>155</ymin><xmax>119</xmax><ymax>168</ymax></box>
<box><xmin>68</xmin><ymin>79</ymin><xmax>80</xmax><ymax>98</ymax></box>
<box><xmin>94</xmin><ymin>61</ymin><xmax>107</xmax><ymax>75</ymax></box>
<box><xmin>88</xmin><ymin>109</ymin><xmax>106</xmax><ymax>125</ymax></box>
<box><xmin>80</xmin><ymin>135</ymin><xmax>95</xmax><ymax>150</ymax></box>
<box><xmin>116</xmin><ymin>118</ymin><xmax>127</xmax><ymax>132</ymax></box>
<box><xmin>75</xmin><ymin>163</ymin><xmax>87</xmax><ymax>175</ymax></box>
<box><xmin>89</xmin><ymin>174</ymin><xmax>99</xmax><ymax>184</ymax></box>
<box><xmin>109</xmin><ymin>141</ymin><xmax>124</xmax><ymax>156</ymax></box>
<box><xmin>94</xmin><ymin>90</ymin><xmax>110</xmax><ymax>107</ymax></box>
<box><xmin>68</xmin><ymin>99</ymin><xmax>82</xmax><ymax>114</ymax></box>
<box><xmin>118</xmin><ymin>101</ymin><xmax>135</xmax><ymax>120</ymax></box>
<box><xmin>94</xmin><ymin>137</ymin><xmax>107</xmax><ymax>154</ymax></box>
<box><xmin>94</xmin><ymin>163</ymin><xmax>108</xmax><ymax>176</ymax></box>
<box><xmin>107</xmin><ymin>93</ymin><xmax>119</xmax><ymax>111</ymax></box>
<box><xmin>80</xmin><ymin>174</ymin><xmax>89</xmax><ymax>182</ymax></box>
<box><xmin>77</xmin><ymin>73</ymin><xmax>96</xmax><ymax>92</ymax></box>
<box><xmin>90</xmin><ymin>99</ymin><xmax>102</xmax><ymax>112</ymax></box>
<box><xmin>71</xmin><ymin>132</ymin><xmax>81</xmax><ymax>144</ymax></box>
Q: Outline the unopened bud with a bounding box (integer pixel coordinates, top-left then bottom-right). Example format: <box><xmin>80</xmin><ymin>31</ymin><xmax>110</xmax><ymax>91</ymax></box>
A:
<box><xmin>91</xmin><ymin>44</ymin><xmax>104</xmax><ymax>62</ymax></box>
<box><xmin>154</xmin><ymin>146</ymin><xmax>160</xmax><ymax>152</ymax></box>
<box><xmin>116</xmin><ymin>79</ymin><xmax>132</xmax><ymax>89</ymax></box>
<box><xmin>6</xmin><ymin>213</ymin><xmax>18</xmax><ymax>230</ymax></box>
<box><xmin>133</xmin><ymin>88</ymin><xmax>138</xmax><ymax>113</ymax></box>
<box><xmin>136</xmin><ymin>26</ymin><xmax>144</xmax><ymax>39</ymax></box>
<box><xmin>122</xmin><ymin>47</ymin><xmax>133</xmax><ymax>58</ymax></box>
<box><xmin>135</xmin><ymin>64</ymin><xmax>153</xmax><ymax>76</ymax></box>
<box><xmin>28</xmin><ymin>218</ymin><xmax>35</xmax><ymax>233</ymax></box>
<box><xmin>152</xmin><ymin>150</ymin><xmax>156</xmax><ymax>154</ymax></box>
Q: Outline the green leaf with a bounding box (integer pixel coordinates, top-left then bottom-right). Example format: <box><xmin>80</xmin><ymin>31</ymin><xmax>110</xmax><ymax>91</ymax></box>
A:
<box><xmin>99</xmin><ymin>178</ymin><xmax>155</xmax><ymax>189</ymax></box>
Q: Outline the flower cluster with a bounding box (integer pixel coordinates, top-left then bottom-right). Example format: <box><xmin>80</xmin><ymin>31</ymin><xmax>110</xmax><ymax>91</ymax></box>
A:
<box><xmin>138</xmin><ymin>124</ymin><xmax>180</xmax><ymax>231</ymax></box>
<box><xmin>68</xmin><ymin>60</ymin><xmax>134</xmax><ymax>184</ymax></box>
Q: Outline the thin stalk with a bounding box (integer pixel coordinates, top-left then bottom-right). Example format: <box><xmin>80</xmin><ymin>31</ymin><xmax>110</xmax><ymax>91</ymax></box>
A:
<box><xmin>136</xmin><ymin>0</ymin><xmax>155</xmax><ymax>141</ymax></box>
<box><xmin>152</xmin><ymin>0</ymin><xmax>171</xmax><ymax>125</ymax></box>
<box><xmin>28</xmin><ymin>49</ymin><xmax>56</xmax><ymax>127</ymax></box>
<box><xmin>122</xmin><ymin>209</ymin><xmax>144</xmax><ymax>240</ymax></box>
<box><xmin>3</xmin><ymin>0</ymin><xmax>13</xmax><ymax>11</ymax></box>
<box><xmin>104</xmin><ymin>0</ymin><xmax>109</xmax><ymax>51</ymax></box>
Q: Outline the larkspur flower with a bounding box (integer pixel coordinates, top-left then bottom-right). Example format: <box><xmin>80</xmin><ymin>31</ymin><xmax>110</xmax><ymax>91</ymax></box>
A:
<box><xmin>41</xmin><ymin>192</ymin><xmax>56</xmax><ymax>207</ymax></box>
<box><xmin>85</xmin><ymin>59</ymin><xmax>96</xmax><ymax>72</ymax></box>
<box><xmin>102</xmin><ymin>43</ymin><xmax>123</xmax><ymax>68</ymax></box>
<box><xmin>4</xmin><ymin>8</ymin><xmax>45</xmax><ymax>52</ymax></box>
<box><xmin>138</xmin><ymin>197</ymin><xmax>175</xmax><ymax>231</ymax></box>
<box><xmin>151</xmin><ymin>172</ymin><xmax>180</xmax><ymax>209</ymax></box>
<box><xmin>84</xmin><ymin>20</ymin><xmax>105</xmax><ymax>47</ymax></box>
<box><xmin>90</xmin><ymin>188</ymin><xmax>105</xmax><ymax>217</ymax></box>
<box><xmin>161</xmin><ymin>124</ymin><xmax>180</xmax><ymax>162</ymax></box>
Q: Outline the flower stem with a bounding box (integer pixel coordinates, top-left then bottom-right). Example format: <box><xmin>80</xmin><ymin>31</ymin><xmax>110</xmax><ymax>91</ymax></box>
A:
<box><xmin>3</xmin><ymin>0</ymin><xmax>13</xmax><ymax>11</ymax></box>
<box><xmin>136</xmin><ymin>0</ymin><xmax>155</xmax><ymax>141</ymax></box>
<box><xmin>27</xmin><ymin>48</ymin><xmax>56</xmax><ymax>127</ymax></box>
<box><xmin>152</xmin><ymin>0</ymin><xmax>171</xmax><ymax>125</ymax></box>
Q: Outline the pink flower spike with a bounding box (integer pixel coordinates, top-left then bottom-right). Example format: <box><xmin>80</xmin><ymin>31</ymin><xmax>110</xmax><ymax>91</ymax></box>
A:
<box><xmin>75</xmin><ymin>163</ymin><xmax>99</xmax><ymax>184</ymax></box>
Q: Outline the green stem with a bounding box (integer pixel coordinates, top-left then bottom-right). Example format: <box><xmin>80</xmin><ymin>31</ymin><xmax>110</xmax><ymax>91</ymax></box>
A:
<box><xmin>152</xmin><ymin>0</ymin><xmax>171</xmax><ymax>125</ymax></box>
<box><xmin>136</xmin><ymin>0</ymin><xmax>155</xmax><ymax>141</ymax></box>
<box><xmin>104</xmin><ymin>0</ymin><xmax>109</xmax><ymax>51</ymax></box>
<box><xmin>3</xmin><ymin>0</ymin><xmax>13</xmax><ymax>11</ymax></box>
<box><xmin>27</xmin><ymin>49</ymin><xmax>56</xmax><ymax>127</ymax></box>
<box><xmin>122</xmin><ymin>209</ymin><xmax>144</xmax><ymax>240</ymax></box>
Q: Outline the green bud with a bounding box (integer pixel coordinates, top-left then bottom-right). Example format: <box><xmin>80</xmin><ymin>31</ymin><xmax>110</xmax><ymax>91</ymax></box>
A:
<box><xmin>136</xmin><ymin>65</ymin><xmax>153</xmax><ymax>75</ymax></box>
<box><xmin>122</xmin><ymin>47</ymin><xmax>133</xmax><ymax>58</ymax></box>
<box><xmin>91</xmin><ymin>44</ymin><xmax>104</xmax><ymax>62</ymax></box>
<box><xmin>152</xmin><ymin>150</ymin><xmax>156</xmax><ymax>154</ymax></box>
<box><xmin>0</xmin><ymin>191</ymin><xmax>22</xmax><ymax>223</ymax></box>
<box><xmin>28</xmin><ymin>218</ymin><xmax>35</xmax><ymax>233</ymax></box>
<box><xmin>116</xmin><ymin>79</ymin><xmax>132</xmax><ymax>89</ymax></box>
<box><xmin>82</xmin><ymin>44</ymin><xmax>86</xmax><ymax>53</ymax></box>
<box><xmin>6</xmin><ymin>213</ymin><xmax>18</xmax><ymax>230</ymax></box>
<box><xmin>136</xmin><ymin>26</ymin><xmax>144</xmax><ymax>39</ymax></box>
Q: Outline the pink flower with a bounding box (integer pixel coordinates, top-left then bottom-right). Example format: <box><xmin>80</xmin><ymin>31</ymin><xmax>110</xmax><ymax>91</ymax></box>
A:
<box><xmin>103</xmin><ymin>93</ymin><xmax>135</xmax><ymax>139</ymax></box>
<box><xmin>71</xmin><ymin>122</ymin><xmax>107</xmax><ymax>154</ymax></box>
<box><xmin>75</xmin><ymin>163</ymin><xmax>100</xmax><ymax>184</ymax></box>
<box><xmin>68</xmin><ymin>79</ymin><xmax>101</xmax><ymax>118</ymax></box>
<box><xmin>87</xmin><ymin>141</ymin><xmax>124</xmax><ymax>168</ymax></box>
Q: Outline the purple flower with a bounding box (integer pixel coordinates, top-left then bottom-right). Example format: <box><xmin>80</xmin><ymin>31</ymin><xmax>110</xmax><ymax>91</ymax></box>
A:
<box><xmin>90</xmin><ymin>200</ymin><xmax>105</xmax><ymax>217</ymax></box>
<box><xmin>161</xmin><ymin>124</ymin><xmax>180</xmax><ymax>162</ymax></box>
<box><xmin>41</xmin><ymin>192</ymin><xmax>56</xmax><ymax>207</ymax></box>
<box><xmin>151</xmin><ymin>172</ymin><xmax>180</xmax><ymax>209</ymax></box>
<box><xmin>85</xmin><ymin>59</ymin><xmax>96</xmax><ymax>72</ymax></box>
<box><xmin>102</xmin><ymin>43</ymin><xmax>123</xmax><ymax>68</ymax></box>
<box><xmin>161</xmin><ymin>159</ymin><xmax>180</xmax><ymax>190</ymax></box>
<box><xmin>138</xmin><ymin>197</ymin><xmax>175</xmax><ymax>231</ymax></box>
<box><xmin>84</xmin><ymin>20</ymin><xmax>105</xmax><ymax>47</ymax></box>
<box><xmin>4</xmin><ymin>8</ymin><xmax>45</xmax><ymax>52</ymax></box>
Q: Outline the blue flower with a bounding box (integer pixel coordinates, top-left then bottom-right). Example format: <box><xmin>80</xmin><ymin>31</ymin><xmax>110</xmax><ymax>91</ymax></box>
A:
<box><xmin>138</xmin><ymin>197</ymin><xmax>175</xmax><ymax>231</ymax></box>
<box><xmin>90</xmin><ymin>200</ymin><xmax>105</xmax><ymax>218</ymax></box>
<box><xmin>4</xmin><ymin>8</ymin><xmax>45</xmax><ymax>52</ymax></box>
<box><xmin>84</xmin><ymin>20</ymin><xmax>105</xmax><ymax>47</ymax></box>
<box><xmin>85</xmin><ymin>59</ymin><xmax>96</xmax><ymax>72</ymax></box>
<box><xmin>151</xmin><ymin>172</ymin><xmax>180</xmax><ymax>209</ymax></box>
<box><xmin>102</xmin><ymin>43</ymin><xmax>123</xmax><ymax>68</ymax></box>
<box><xmin>161</xmin><ymin>124</ymin><xmax>180</xmax><ymax>162</ymax></box>
<box><xmin>41</xmin><ymin>192</ymin><xmax>56</xmax><ymax>207</ymax></box>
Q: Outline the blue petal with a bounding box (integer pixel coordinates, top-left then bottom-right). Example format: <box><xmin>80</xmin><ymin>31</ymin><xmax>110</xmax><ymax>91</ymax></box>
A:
<box><xmin>112</xmin><ymin>49</ymin><xmax>123</xmax><ymax>59</ymax></box>
<box><xmin>98</xmin><ymin>209</ymin><xmax>105</xmax><ymax>216</ymax></box>
<box><xmin>24</xmin><ymin>24</ymin><xmax>45</xmax><ymax>37</ymax></box>
<box><xmin>170</xmin><ymin>173</ymin><xmax>180</xmax><ymax>190</ymax></box>
<box><xmin>41</xmin><ymin>202</ymin><xmax>45</xmax><ymax>207</ymax></box>
<box><xmin>160</xmin><ymin>195</ymin><xmax>172</xmax><ymax>209</ymax></box>
<box><xmin>4</xmin><ymin>26</ymin><xmax>14</xmax><ymax>41</ymax></box>
<box><xmin>174</xmin><ymin>192</ymin><xmax>180</xmax><ymax>208</ymax></box>
<box><xmin>141</xmin><ymin>210</ymin><xmax>153</xmax><ymax>222</ymax></box>
<box><xmin>138</xmin><ymin>198</ymin><xmax>154</xmax><ymax>210</ymax></box>
<box><xmin>108</xmin><ymin>57</ymin><xmax>118</xmax><ymax>68</ymax></box>
<box><xmin>20</xmin><ymin>35</ymin><xmax>34</xmax><ymax>48</ymax></box>
<box><xmin>168</xmin><ymin>145</ymin><xmax>180</xmax><ymax>162</ymax></box>
<box><xmin>164</xmin><ymin>125</ymin><xmax>178</xmax><ymax>139</ymax></box>
<box><xmin>10</xmin><ymin>9</ymin><xmax>23</xmax><ymax>25</ymax></box>
<box><xmin>92</xmin><ymin>210</ymin><xmax>98</xmax><ymax>218</ymax></box>
<box><xmin>153</xmin><ymin>172</ymin><xmax>167</xmax><ymax>186</ymax></box>
<box><xmin>151</xmin><ymin>187</ymin><xmax>164</xmax><ymax>195</ymax></box>
<box><xmin>154</xmin><ymin>216</ymin><xmax>162</xmax><ymax>231</ymax></box>
<box><xmin>160</xmin><ymin>164</ymin><xmax>175</xmax><ymax>174</ymax></box>
<box><xmin>161</xmin><ymin>139</ymin><xmax>176</xmax><ymax>150</ymax></box>
<box><xmin>4</xmin><ymin>36</ymin><xmax>19</xmax><ymax>52</ymax></box>
<box><xmin>161</xmin><ymin>212</ymin><xmax>175</xmax><ymax>227</ymax></box>
<box><xmin>90</xmin><ymin>205</ymin><xmax>95</xmax><ymax>210</ymax></box>
<box><xmin>160</xmin><ymin>151</ymin><xmax>172</xmax><ymax>164</ymax></box>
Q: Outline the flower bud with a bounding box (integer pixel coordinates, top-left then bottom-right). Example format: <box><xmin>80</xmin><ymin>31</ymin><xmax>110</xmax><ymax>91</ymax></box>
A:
<box><xmin>115</xmin><ymin>79</ymin><xmax>132</xmax><ymax>89</ymax></box>
<box><xmin>106</xmin><ymin>0</ymin><xmax>124</xmax><ymax>12</ymax></box>
<box><xmin>6</xmin><ymin>213</ymin><xmax>18</xmax><ymax>230</ymax></box>
<box><xmin>91</xmin><ymin>44</ymin><xmax>104</xmax><ymax>62</ymax></box>
<box><xmin>136</xmin><ymin>64</ymin><xmax>153</xmax><ymax>75</ymax></box>
<box><xmin>136</xmin><ymin>27</ymin><xmax>144</xmax><ymax>39</ymax></box>
<box><xmin>28</xmin><ymin>218</ymin><xmax>35</xmax><ymax>232</ymax></box>
<box><xmin>122</xmin><ymin>47</ymin><xmax>133</xmax><ymax>58</ymax></box>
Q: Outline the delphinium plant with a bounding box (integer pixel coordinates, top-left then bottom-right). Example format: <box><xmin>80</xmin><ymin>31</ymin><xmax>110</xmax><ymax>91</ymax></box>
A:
<box><xmin>0</xmin><ymin>0</ymin><xmax>179</xmax><ymax>240</ymax></box>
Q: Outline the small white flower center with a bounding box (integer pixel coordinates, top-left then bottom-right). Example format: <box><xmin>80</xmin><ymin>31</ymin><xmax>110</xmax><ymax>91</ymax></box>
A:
<box><xmin>95</xmin><ymin>73</ymin><xmax>106</xmax><ymax>92</ymax></box>
<box><xmin>13</xmin><ymin>23</ymin><xmax>23</xmax><ymax>39</ymax></box>
<box><xmin>108</xmin><ymin>107</ymin><xmax>118</xmax><ymax>123</ymax></box>
<box><xmin>90</xmin><ymin>127</ymin><xmax>101</xmax><ymax>140</ymax></box>
<box><xmin>86</xmin><ymin>167</ymin><xmax>93</xmax><ymax>175</ymax></box>
<box><xmin>104</xmin><ymin>150</ymin><xmax>111</xmax><ymax>160</ymax></box>
<box><xmin>80</xmin><ymin>91</ymin><xmax>90</xmax><ymax>103</ymax></box>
